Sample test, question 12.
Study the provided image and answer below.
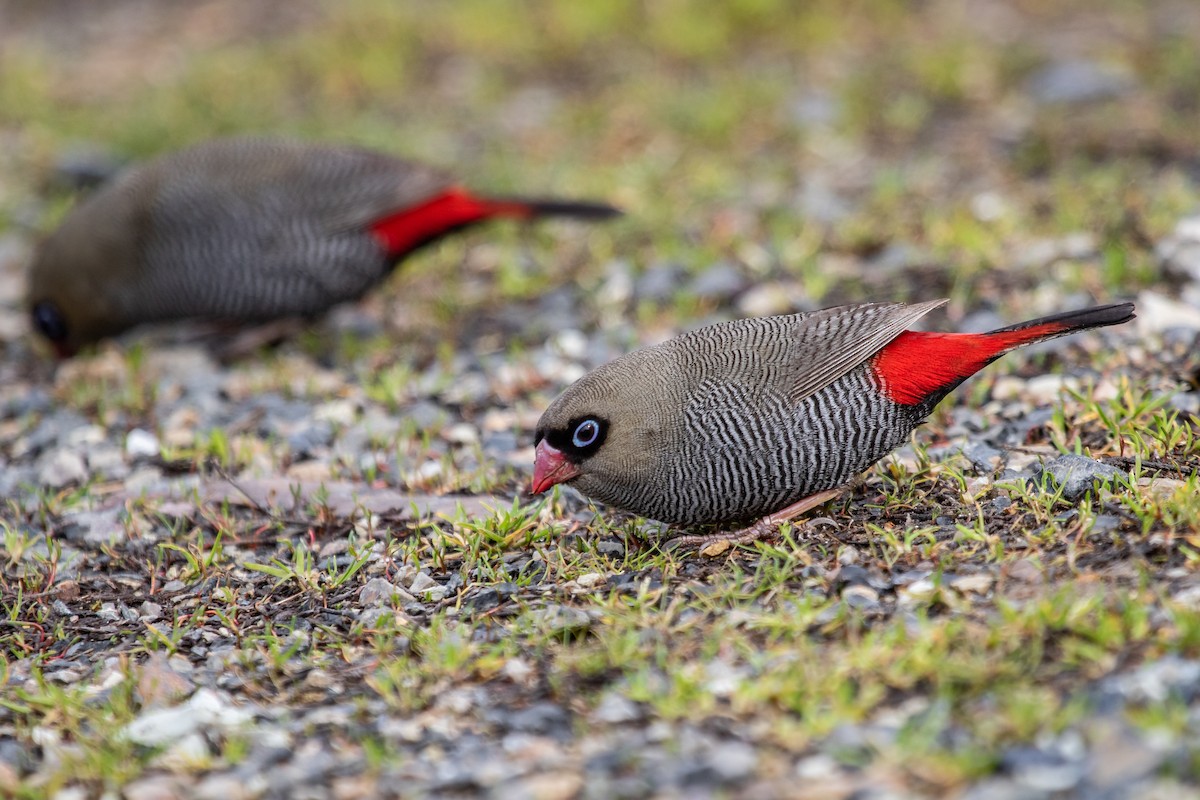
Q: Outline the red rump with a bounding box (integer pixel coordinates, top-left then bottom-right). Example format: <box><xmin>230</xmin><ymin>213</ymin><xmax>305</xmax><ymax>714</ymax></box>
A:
<box><xmin>368</xmin><ymin>187</ymin><xmax>533</xmax><ymax>256</ymax></box>
<box><xmin>872</xmin><ymin>322</ymin><xmax>1066</xmax><ymax>405</ymax></box>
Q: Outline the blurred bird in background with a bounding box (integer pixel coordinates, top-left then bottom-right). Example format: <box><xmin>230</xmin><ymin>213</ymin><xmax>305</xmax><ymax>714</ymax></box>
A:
<box><xmin>27</xmin><ymin>136</ymin><xmax>620</xmax><ymax>356</ymax></box>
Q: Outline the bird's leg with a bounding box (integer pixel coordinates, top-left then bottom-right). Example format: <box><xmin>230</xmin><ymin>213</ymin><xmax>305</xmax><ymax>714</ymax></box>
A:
<box><xmin>211</xmin><ymin>318</ymin><xmax>310</xmax><ymax>363</ymax></box>
<box><xmin>665</xmin><ymin>487</ymin><xmax>845</xmax><ymax>556</ymax></box>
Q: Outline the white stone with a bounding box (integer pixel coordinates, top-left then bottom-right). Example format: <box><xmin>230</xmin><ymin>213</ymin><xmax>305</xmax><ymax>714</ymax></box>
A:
<box><xmin>123</xmin><ymin>688</ymin><xmax>253</xmax><ymax>747</ymax></box>
<box><xmin>125</xmin><ymin>428</ymin><xmax>161</xmax><ymax>458</ymax></box>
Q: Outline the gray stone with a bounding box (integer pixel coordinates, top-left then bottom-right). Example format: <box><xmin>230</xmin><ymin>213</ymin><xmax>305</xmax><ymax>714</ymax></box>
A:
<box><xmin>123</xmin><ymin>688</ymin><xmax>254</xmax><ymax>747</ymax></box>
<box><xmin>689</xmin><ymin>262</ymin><xmax>748</xmax><ymax>301</ymax></box>
<box><xmin>1084</xmin><ymin>722</ymin><xmax>1166</xmax><ymax>792</ymax></box>
<box><xmin>37</xmin><ymin>448</ymin><xmax>88</xmax><ymax>489</ymax></box>
<box><xmin>1156</xmin><ymin>215</ymin><xmax>1200</xmax><ymax>283</ymax></box>
<box><xmin>1169</xmin><ymin>391</ymin><xmax>1200</xmax><ymax>418</ymax></box>
<box><xmin>1102</xmin><ymin>656</ymin><xmax>1200</xmax><ymax>703</ymax></box>
<box><xmin>708</xmin><ymin>741</ymin><xmax>758</xmax><ymax>783</ymax></box>
<box><xmin>1034</xmin><ymin>454</ymin><xmax>1123</xmax><ymax>500</ymax></box>
<box><xmin>287</xmin><ymin>421</ymin><xmax>334</xmax><ymax>456</ymax></box>
<box><xmin>359</xmin><ymin>577</ymin><xmax>413</xmax><ymax>606</ymax></box>
<box><xmin>529</xmin><ymin>604</ymin><xmax>592</xmax><ymax>636</ymax></box>
<box><xmin>409</xmin><ymin>571</ymin><xmax>438</xmax><ymax>594</ymax></box>
<box><xmin>593</xmin><ymin>692</ymin><xmax>643</xmax><ymax>724</ymax></box>
<box><xmin>635</xmin><ymin>262</ymin><xmax>686</xmax><ymax>302</ymax></box>
<box><xmin>842</xmin><ymin>584</ymin><xmax>881</xmax><ymax>612</ymax></box>
<box><xmin>1026</xmin><ymin>59</ymin><xmax>1133</xmax><ymax>104</ymax></box>
<box><xmin>959</xmin><ymin>779</ymin><xmax>1037</xmax><ymax>800</ymax></box>
<box><xmin>504</xmin><ymin>701</ymin><xmax>570</xmax><ymax>736</ymax></box>
<box><xmin>962</xmin><ymin>440</ymin><xmax>1004</xmax><ymax>472</ymax></box>
<box><xmin>1002</xmin><ymin>747</ymin><xmax>1085</xmax><ymax>792</ymax></box>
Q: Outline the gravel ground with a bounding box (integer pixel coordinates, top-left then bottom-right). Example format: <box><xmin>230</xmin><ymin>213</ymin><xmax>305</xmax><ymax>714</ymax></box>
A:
<box><xmin>3</xmin><ymin>2</ymin><xmax>1200</xmax><ymax>799</ymax></box>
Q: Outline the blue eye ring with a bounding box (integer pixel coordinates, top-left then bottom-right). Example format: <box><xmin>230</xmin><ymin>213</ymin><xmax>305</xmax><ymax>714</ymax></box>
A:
<box><xmin>572</xmin><ymin>419</ymin><xmax>600</xmax><ymax>448</ymax></box>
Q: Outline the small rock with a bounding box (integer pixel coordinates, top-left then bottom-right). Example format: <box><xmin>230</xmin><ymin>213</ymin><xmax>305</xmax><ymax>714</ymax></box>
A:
<box><xmin>1135</xmin><ymin>291</ymin><xmax>1200</xmax><ymax>334</ymax></box>
<box><xmin>1005</xmin><ymin>558</ymin><xmax>1044</xmax><ymax>585</ymax></box>
<box><xmin>37</xmin><ymin>449</ymin><xmax>87</xmax><ymax>489</ymax></box>
<box><xmin>153</xmin><ymin>731</ymin><xmax>211</xmax><ymax>770</ymax></box>
<box><xmin>1103</xmin><ymin>656</ymin><xmax>1200</xmax><ymax>703</ymax></box>
<box><xmin>506</xmin><ymin>702</ymin><xmax>570</xmax><ymax>736</ymax></box>
<box><xmin>1023</xmin><ymin>374</ymin><xmax>1080</xmax><ymax>405</ymax></box>
<box><xmin>1085</xmin><ymin>720</ymin><xmax>1167</xmax><ymax>792</ymax></box>
<box><xmin>123</xmin><ymin>688</ymin><xmax>253</xmax><ymax>747</ymax></box>
<box><xmin>842</xmin><ymin>584</ymin><xmax>881</xmax><ymax>611</ymax></box>
<box><xmin>575</xmin><ymin>572</ymin><xmax>606</xmax><ymax>589</ymax></box>
<box><xmin>704</xmin><ymin>659</ymin><xmax>743</xmax><ymax>696</ymax></box>
<box><xmin>529</xmin><ymin>604</ymin><xmax>591</xmax><ymax>636</ymax></box>
<box><xmin>949</xmin><ymin>573</ymin><xmax>994</xmax><ymax>595</ymax></box>
<box><xmin>192</xmin><ymin>773</ymin><xmax>261</xmax><ymax>800</ymax></box>
<box><xmin>690</xmin><ymin>262</ymin><xmax>748</xmax><ymax>301</ymax></box>
<box><xmin>122</xmin><ymin>775</ymin><xmax>185</xmax><ymax>800</ymax></box>
<box><xmin>836</xmin><ymin>564</ymin><xmax>870</xmax><ymax>587</ymax></box>
<box><xmin>286</xmin><ymin>422</ymin><xmax>333</xmax><ymax>456</ymax></box>
<box><xmin>635</xmin><ymin>262</ymin><xmax>686</xmax><ymax>302</ymax></box>
<box><xmin>1034</xmin><ymin>454</ymin><xmax>1123</xmax><ymax>500</ymax></box>
<box><xmin>1026</xmin><ymin>58</ymin><xmax>1133</xmax><ymax>104</ymax></box>
<box><xmin>496</xmin><ymin>771</ymin><xmax>582</xmax><ymax>800</ymax></box>
<box><xmin>443</xmin><ymin>422</ymin><xmax>480</xmax><ymax>447</ymax></box>
<box><xmin>962</xmin><ymin>440</ymin><xmax>1004</xmax><ymax>472</ymax></box>
<box><xmin>736</xmin><ymin>281</ymin><xmax>806</xmax><ymax>317</ymax></box>
<box><xmin>126</xmin><ymin>429</ymin><xmax>161</xmax><ymax>459</ymax></box>
<box><xmin>359</xmin><ymin>577</ymin><xmax>413</xmax><ymax>606</ymax></box>
<box><xmin>49</xmin><ymin>787</ymin><xmax>89</xmax><ymax>800</ymax></box>
<box><xmin>709</xmin><ymin>741</ymin><xmax>758</xmax><ymax>783</ymax></box>
<box><xmin>409</xmin><ymin>571</ymin><xmax>438</xmax><ymax>594</ymax></box>
<box><xmin>468</xmin><ymin>587</ymin><xmax>501</xmax><ymax>611</ymax></box>
<box><xmin>596</xmin><ymin>539</ymin><xmax>625</xmax><ymax>558</ymax></box>
<box><xmin>794</xmin><ymin>753</ymin><xmax>840</xmax><ymax>779</ymax></box>
<box><xmin>593</xmin><ymin>692</ymin><xmax>642</xmax><ymax>724</ymax></box>
<box><xmin>1002</xmin><ymin>747</ymin><xmax>1085</xmax><ymax>792</ymax></box>
<box><xmin>502</xmin><ymin>657</ymin><xmax>535</xmax><ymax>684</ymax></box>
<box><xmin>898</xmin><ymin>577</ymin><xmax>938</xmax><ymax>605</ymax></box>
<box><xmin>356</xmin><ymin>607</ymin><xmax>399</xmax><ymax>627</ymax></box>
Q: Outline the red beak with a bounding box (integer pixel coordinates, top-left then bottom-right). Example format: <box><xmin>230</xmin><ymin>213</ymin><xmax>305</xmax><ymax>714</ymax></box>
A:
<box><xmin>531</xmin><ymin>440</ymin><xmax>581</xmax><ymax>494</ymax></box>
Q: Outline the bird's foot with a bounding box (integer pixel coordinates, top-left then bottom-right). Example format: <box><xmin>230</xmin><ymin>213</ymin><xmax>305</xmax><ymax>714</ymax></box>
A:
<box><xmin>210</xmin><ymin>318</ymin><xmax>309</xmax><ymax>363</ymax></box>
<box><xmin>664</xmin><ymin>487</ymin><xmax>845</xmax><ymax>557</ymax></box>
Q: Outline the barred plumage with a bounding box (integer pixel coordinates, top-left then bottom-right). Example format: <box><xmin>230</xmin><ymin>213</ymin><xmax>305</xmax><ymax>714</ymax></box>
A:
<box><xmin>28</xmin><ymin>136</ymin><xmax>619</xmax><ymax>354</ymax></box>
<box><xmin>533</xmin><ymin>300</ymin><xmax>1135</xmax><ymax>529</ymax></box>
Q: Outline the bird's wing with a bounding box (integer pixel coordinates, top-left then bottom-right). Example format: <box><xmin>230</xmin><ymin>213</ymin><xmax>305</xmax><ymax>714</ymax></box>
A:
<box><xmin>783</xmin><ymin>299</ymin><xmax>948</xmax><ymax>402</ymax></box>
<box><xmin>252</xmin><ymin>142</ymin><xmax>452</xmax><ymax>235</ymax></box>
<box><xmin>677</xmin><ymin>300</ymin><xmax>948</xmax><ymax>403</ymax></box>
<box><xmin>167</xmin><ymin>137</ymin><xmax>452</xmax><ymax>236</ymax></box>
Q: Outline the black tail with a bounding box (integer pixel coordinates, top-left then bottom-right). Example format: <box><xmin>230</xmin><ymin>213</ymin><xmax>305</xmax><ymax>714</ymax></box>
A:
<box><xmin>490</xmin><ymin>197</ymin><xmax>623</xmax><ymax>220</ymax></box>
<box><xmin>990</xmin><ymin>302</ymin><xmax>1136</xmax><ymax>336</ymax></box>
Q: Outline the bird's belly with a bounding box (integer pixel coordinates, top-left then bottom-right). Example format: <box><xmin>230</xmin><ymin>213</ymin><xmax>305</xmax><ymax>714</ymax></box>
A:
<box><xmin>656</xmin><ymin>373</ymin><xmax>919</xmax><ymax>526</ymax></box>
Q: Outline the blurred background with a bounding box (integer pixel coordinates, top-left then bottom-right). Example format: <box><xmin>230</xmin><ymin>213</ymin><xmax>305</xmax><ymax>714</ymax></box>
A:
<box><xmin>2</xmin><ymin>0</ymin><xmax>1199</xmax><ymax>362</ymax></box>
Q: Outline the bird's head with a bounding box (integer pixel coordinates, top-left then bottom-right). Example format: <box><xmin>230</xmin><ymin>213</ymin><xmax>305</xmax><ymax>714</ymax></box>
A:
<box><xmin>531</xmin><ymin>346</ymin><xmax>676</xmax><ymax>500</ymax></box>
<box><xmin>26</xmin><ymin>184</ymin><xmax>142</xmax><ymax>358</ymax></box>
<box><xmin>27</xmin><ymin>233</ymin><xmax>132</xmax><ymax>358</ymax></box>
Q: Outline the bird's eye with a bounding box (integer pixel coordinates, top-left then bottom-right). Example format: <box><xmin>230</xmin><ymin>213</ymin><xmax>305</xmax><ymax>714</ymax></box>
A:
<box><xmin>32</xmin><ymin>301</ymin><xmax>69</xmax><ymax>343</ymax></box>
<box><xmin>572</xmin><ymin>419</ymin><xmax>601</xmax><ymax>448</ymax></box>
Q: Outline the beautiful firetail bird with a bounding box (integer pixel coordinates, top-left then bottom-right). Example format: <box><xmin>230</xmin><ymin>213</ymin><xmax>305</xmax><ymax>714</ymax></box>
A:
<box><xmin>28</xmin><ymin>136</ymin><xmax>620</xmax><ymax>356</ymax></box>
<box><xmin>532</xmin><ymin>299</ymin><xmax>1135</xmax><ymax>550</ymax></box>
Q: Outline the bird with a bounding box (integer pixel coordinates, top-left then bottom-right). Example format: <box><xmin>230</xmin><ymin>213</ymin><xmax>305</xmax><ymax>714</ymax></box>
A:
<box><xmin>531</xmin><ymin>299</ymin><xmax>1135</xmax><ymax>551</ymax></box>
<box><xmin>27</xmin><ymin>136</ymin><xmax>620</xmax><ymax>356</ymax></box>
